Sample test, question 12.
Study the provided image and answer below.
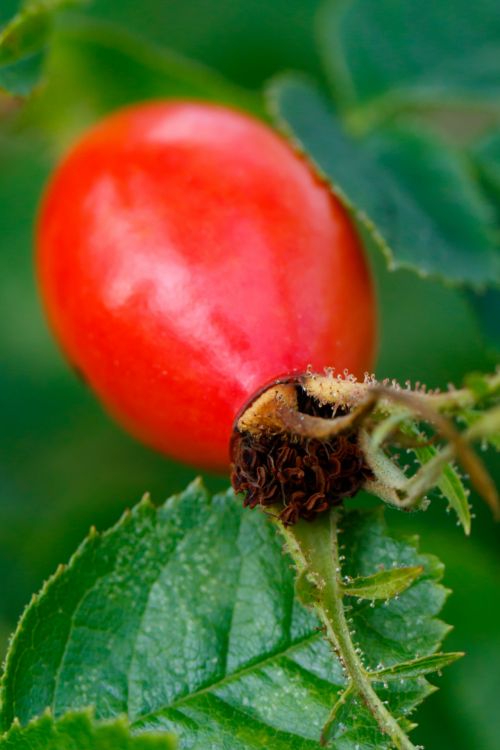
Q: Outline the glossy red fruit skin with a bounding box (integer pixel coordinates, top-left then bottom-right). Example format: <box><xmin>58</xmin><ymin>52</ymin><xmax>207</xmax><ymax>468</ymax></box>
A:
<box><xmin>37</xmin><ymin>101</ymin><xmax>377</xmax><ymax>472</ymax></box>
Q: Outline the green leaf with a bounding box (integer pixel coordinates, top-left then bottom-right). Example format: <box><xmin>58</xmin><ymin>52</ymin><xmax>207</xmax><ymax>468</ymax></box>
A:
<box><xmin>0</xmin><ymin>709</ymin><xmax>175</xmax><ymax>749</ymax></box>
<box><xmin>371</xmin><ymin>652</ymin><xmax>464</xmax><ymax>680</ymax></box>
<box><xmin>267</xmin><ymin>76</ymin><xmax>500</xmax><ymax>286</ymax></box>
<box><xmin>460</xmin><ymin>409</ymin><xmax>500</xmax><ymax>450</ymax></box>
<box><xmin>24</xmin><ymin>18</ymin><xmax>263</xmax><ymax>152</ymax></box>
<box><xmin>0</xmin><ymin>5</ymin><xmax>50</xmax><ymax>66</ymax></box>
<box><xmin>449</xmin><ymin>373</ymin><xmax>500</xmax><ymax>450</ymax></box>
<box><xmin>0</xmin><ymin>483</ymin><xmax>454</xmax><ymax>749</ymax></box>
<box><xmin>0</xmin><ymin>0</ymin><xmax>77</xmax><ymax>96</ymax></box>
<box><xmin>342</xmin><ymin>566</ymin><xmax>423</xmax><ymax>600</ymax></box>
<box><xmin>284</xmin><ymin>510</ymin><xmax>452</xmax><ymax>748</ymax></box>
<box><xmin>413</xmin><ymin>445</ymin><xmax>472</xmax><ymax>534</ymax></box>
<box><xmin>318</xmin><ymin>0</ymin><xmax>500</xmax><ymax>119</ymax></box>
<box><xmin>324</xmin><ymin>684</ymin><xmax>430</xmax><ymax>748</ymax></box>
<box><xmin>339</xmin><ymin>511</ymin><xmax>451</xmax><ymax>671</ymax></box>
<box><xmin>463</xmin><ymin>371</ymin><xmax>500</xmax><ymax>401</ymax></box>
<box><xmin>0</xmin><ymin>50</ymin><xmax>44</xmax><ymax>95</ymax></box>
<box><xmin>468</xmin><ymin>131</ymin><xmax>500</xmax><ymax>350</ymax></box>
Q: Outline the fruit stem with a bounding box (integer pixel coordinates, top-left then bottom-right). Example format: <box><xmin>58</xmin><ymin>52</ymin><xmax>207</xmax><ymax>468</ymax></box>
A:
<box><xmin>277</xmin><ymin>510</ymin><xmax>417</xmax><ymax>750</ymax></box>
<box><xmin>427</xmin><ymin>370</ymin><xmax>500</xmax><ymax>411</ymax></box>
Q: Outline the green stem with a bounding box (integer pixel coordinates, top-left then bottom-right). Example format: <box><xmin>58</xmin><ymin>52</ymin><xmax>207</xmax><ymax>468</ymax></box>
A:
<box><xmin>278</xmin><ymin>510</ymin><xmax>417</xmax><ymax>750</ymax></box>
<box><xmin>427</xmin><ymin>371</ymin><xmax>500</xmax><ymax>411</ymax></box>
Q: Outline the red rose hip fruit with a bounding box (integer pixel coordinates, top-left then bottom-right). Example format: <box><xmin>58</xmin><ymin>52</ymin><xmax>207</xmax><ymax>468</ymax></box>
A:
<box><xmin>37</xmin><ymin>101</ymin><xmax>377</xmax><ymax>472</ymax></box>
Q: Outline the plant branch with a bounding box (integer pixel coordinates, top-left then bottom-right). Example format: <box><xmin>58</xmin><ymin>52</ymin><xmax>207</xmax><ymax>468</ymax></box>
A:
<box><xmin>398</xmin><ymin>407</ymin><xmax>500</xmax><ymax>517</ymax></box>
<box><xmin>276</xmin><ymin>509</ymin><xmax>417</xmax><ymax>750</ymax></box>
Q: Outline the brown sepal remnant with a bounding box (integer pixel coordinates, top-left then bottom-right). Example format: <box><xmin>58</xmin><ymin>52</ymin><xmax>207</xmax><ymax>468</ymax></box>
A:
<box><xmin>231</xmin><ymin>382</ymin><xmax>372</xmax><ymax>525</ymax></box>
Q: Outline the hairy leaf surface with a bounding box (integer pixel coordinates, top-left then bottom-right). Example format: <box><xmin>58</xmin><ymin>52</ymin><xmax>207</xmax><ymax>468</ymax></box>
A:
<box><xmin>1</xmin><ymin>482</ymin><xmax>454</xmax><ymax>748</ymax></box>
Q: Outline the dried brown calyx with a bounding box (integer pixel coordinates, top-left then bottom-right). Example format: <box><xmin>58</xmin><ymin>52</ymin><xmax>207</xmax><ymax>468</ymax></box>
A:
<box><xmin>230</xmin><ymin>373</ymin><xmax>373</xmax><ymax>525</ymax></box>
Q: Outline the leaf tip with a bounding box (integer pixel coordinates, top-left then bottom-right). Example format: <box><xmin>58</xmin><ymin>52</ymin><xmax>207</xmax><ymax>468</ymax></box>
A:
<box><xmin>139</xmin><ymin>492</ymin><xmax>153</xmax><ymax>507</ymax></box>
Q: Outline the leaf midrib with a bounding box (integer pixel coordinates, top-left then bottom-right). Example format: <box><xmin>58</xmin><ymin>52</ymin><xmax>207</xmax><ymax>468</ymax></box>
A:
<box><xmin>132</xmin><ymin>630</ymin><xmax>324</xmax><ymax>727</ymax></box>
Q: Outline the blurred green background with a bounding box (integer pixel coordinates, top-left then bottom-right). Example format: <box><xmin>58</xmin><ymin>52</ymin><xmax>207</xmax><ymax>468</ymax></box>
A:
<box><xmin>0</xmin><ymin>1</ymin><xmax>499</xmax><ymax>748</ymax></box>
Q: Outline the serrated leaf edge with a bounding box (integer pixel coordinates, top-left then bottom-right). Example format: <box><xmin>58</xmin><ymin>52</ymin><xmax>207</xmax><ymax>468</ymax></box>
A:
<box><xmin>265</xmin><ymin>73</ymin><xmax>499</xmax><ymax>289</ymax></box>
<box><xmin>279</xmin><ymin>507</ymin><xmax>456</xmax><ymax>750</ymax></box>
<box><xmin>0</xmin><ymin>706</ymin><xmax>176</xmax><ymax>748</ymax></box>
<box><xmin>0</xmin><ymin>479</ymin><xmax>208</xmax><ymax>730</ymax></box>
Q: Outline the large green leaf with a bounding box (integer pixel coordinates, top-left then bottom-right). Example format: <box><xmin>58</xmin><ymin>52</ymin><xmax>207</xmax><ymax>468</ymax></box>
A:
<box><xmin>1</xmin><ymin>481</ymin><xmax>454</xmax><ymax>748</ymax></box>
<box><xmin>0</xmin><ymin>0</ymin><xmax>77</xmax><ymax>96</ymax></box>
<box><xmin>318</xmin><ymin>0</ymin><xmax>500</xmax><ymax>118</ymax></box>
<box><xmin>267</xmin><ymin>76</ymin><xmax>500</xmax><ymax>286</ymax></box>
<box><xmin>0</xmin><ymin>710</ymin><xmax>175</xmax><ymax>749</ymax></box>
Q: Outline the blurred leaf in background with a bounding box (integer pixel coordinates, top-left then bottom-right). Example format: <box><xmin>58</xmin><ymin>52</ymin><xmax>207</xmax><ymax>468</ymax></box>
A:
<box><xmin>468</xmin><ymin>130</ymin><xmax>500</xmax><ymax>350</ymax></box>
<box><xmin>267</xmin><ymin>76</ymin><xmax>500</xmax><ymax>285</ymax></box>
<box><xmin>0</xmin><ymin>0</ymin><xmax>80</xmax><ymax>96</ymax></box>
<box><xmin>0</xmin><ymin>1</ymin><xmax>499</xmax><ymax>749</ymax></box>
<box><xmin>318</xmin><ymin>0</ymin><xmax>500</xmax><ymax>120</ymax></box>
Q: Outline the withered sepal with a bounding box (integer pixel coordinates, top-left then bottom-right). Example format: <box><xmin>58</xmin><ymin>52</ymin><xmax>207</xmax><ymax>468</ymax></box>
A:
<box><xmin>230</xmin><ymin>373</ymin><xmax>372</xmax><ymax>525</ymax></box>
